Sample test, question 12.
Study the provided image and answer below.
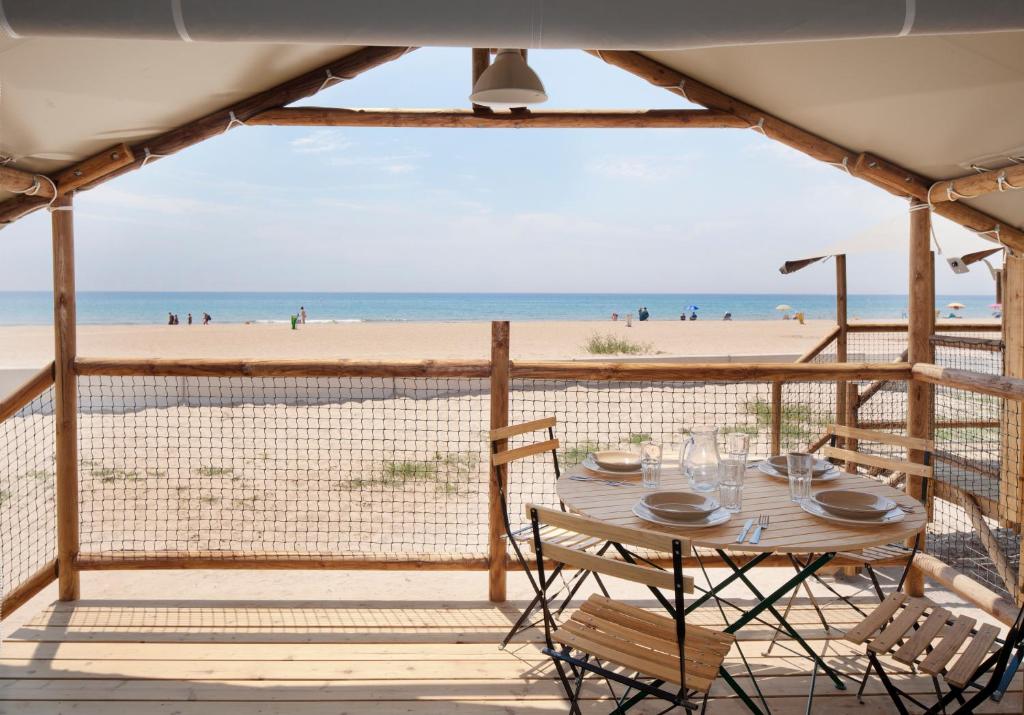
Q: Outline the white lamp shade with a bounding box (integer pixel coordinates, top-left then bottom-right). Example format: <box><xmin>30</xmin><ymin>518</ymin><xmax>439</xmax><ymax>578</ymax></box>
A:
<box><xmin>470</xmin><ymin>49</ymin><xmax>547</xmax><ymax>109</ymax></box>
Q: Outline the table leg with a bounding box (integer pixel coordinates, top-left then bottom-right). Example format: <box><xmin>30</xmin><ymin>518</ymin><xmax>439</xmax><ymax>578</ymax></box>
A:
<box><xmin>683</xmin><ymin>551</ymin><xmax>773</xmax><ymax>614</ymax></box>
<box><xmin>718</xmin><ymin>551</ymin><xmax>846</xmax><ymax>690</ymax></box>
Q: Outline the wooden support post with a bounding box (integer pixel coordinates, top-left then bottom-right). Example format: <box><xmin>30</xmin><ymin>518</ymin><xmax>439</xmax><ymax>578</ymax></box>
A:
<box><xmin>1001</xmin><ymin>253</ymin><xmax>1024</xmax><ymax>601</ymax></box>
<box><xmin>844</xmin><ymin>383</ymin><xmax>860</xmax><ymax>473</ymax></box>
<box><xmin>471</xmin><ymin>48</ymin><xmax>490</xmax><ymax>113</ymax></box>
<box><xmin>51</xmin><ymin>194</ymin><xmax>79</xmax><ymax>601</ymax></box>
<box><xmin>489</xmin><ymin>320</ymin><xmax>510</xmax><ymax>603</ymax></box>
<box><xmin>835</xmin><ymin>254</ymin><xmax>849</xmax><ymax>440</ymax></box>
<box><xmin>905</xmin><ymin>199</ymin><xmax>935</xmax><ymax>597</ymax></box>
<box><xmin>770</xmin><ymin>381</ymin><xmax>782</xmax><ymax>456</ymax></box>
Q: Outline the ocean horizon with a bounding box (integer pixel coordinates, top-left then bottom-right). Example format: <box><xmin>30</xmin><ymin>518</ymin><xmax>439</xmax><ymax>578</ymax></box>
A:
<box><xmin>0</xmin><ymin>291</ymin><xmax>998</xmax><ymax>326</ymax></box>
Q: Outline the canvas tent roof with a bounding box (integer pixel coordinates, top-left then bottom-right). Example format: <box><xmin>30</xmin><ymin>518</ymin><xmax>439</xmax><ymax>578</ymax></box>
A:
<box><xmin>0</xmin><ymin>6</ymin><xmax>1022</xmax><ymax>232</ymax></box>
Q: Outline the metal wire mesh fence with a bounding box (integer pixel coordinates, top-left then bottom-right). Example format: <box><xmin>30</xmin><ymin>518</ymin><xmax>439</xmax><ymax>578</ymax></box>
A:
<box><xmin>0</xmin><ymin>387</ymin><xmax>56</xmax><ymax>600</ymax></box>
<box><xmin>77</xmin><ymin>375</ymin><xmax>490</xmax><ymax>562</ymax></box>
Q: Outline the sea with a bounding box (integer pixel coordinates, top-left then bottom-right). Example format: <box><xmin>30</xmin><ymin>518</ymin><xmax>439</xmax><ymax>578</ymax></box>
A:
<box><xmin>0</xmin><ymin>292</ymin><xmax>998</xmax><ymax>326</ymax></box>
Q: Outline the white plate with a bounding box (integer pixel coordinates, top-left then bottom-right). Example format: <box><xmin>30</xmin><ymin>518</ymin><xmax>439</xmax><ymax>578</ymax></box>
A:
<box><xmin>581</xmin><ymin>455</ymin><xmax>641</xmax><ymax>478</ymax></box>
<box><xmin>800</xmin><ymin>498</ymin><xmax>905</xmax><ymax>526</ymax></box>
<box><xmin>632</xmin><ymin>501</ymin><xmax>732</xmax><ymax>529</ymax></box>
<box><xmin>758</xmin><ymin>461</ymin><xmax>840</xmax><ymax>482</ymax></box>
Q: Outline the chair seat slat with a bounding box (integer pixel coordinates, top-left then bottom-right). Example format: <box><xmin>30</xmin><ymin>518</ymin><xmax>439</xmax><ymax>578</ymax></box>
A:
<box><xmin>868</xmin><ymin>600</ymin><xmax>929</xmax><ymax>653</ymax></box>
<box><xmin>945</xmin><ymin>623</ymin><xmax>1000</xmax><ymax>688</ymax></box>
<box><xmin>919</xmin><ymin>615</ymin><xmax>977</xmax><ymax>675</ymax></box>
<box><xmin>845</xmin><ymin>592</ymin><xmax>907</xmax><ymax>644</ymax></box>
<box><xmin>894</xmin><ymin>607</ymin><xmax>950</xmax><ymax>664</ymax></box>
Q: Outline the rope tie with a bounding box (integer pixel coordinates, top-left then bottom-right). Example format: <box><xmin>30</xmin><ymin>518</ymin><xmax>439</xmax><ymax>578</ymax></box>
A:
<box><xmin>10</xmin><ymin>175</ymin><xmax>41</xmax><ymax>196</ymax></box>
<box><xmin>828</xmin><ymin>156</ymin><xmax>851</xmax><ymax>174</ymax></box>
<box><xmin>317</xmin><ymin>69</ymin><xmax>349</xmax><ymax>93</ymax></box>
<box><xmin>223</xmin><ymin>111</ymin><xmax>246</xmax><ymax>132</ymax></box>
<box><xmin>0</xmin><ymin>155</ymin><xmax>13</xmax><ymax>166</ymax></box>
<box><xmin>141</xmin><ymin>147</ymin><xmax>168</xmax><ymax>167</ymax></box>
<box><xmin>676</xmin><ymin>79</ymin><xmax>689</xmax><ymax>102</ymax></box>
<box><xmin>749</xmin><ymin>117</ymin><xmax>766</xmax><ymax>135</ymax></box>
<box><xmin>997</xmin><ymin>171</ymin><xmax>1023</xmax><ymax>192</ymax></box>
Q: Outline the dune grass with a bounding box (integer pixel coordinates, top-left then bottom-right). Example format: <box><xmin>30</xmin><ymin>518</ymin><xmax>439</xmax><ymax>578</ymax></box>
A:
<box><xmin>582</xmin><ymin>333</ymin><xmax>653</xmax><ymax>356</ymax></box>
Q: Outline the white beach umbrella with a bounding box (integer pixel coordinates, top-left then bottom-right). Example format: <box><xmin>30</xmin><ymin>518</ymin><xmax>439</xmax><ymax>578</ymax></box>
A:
<box><xmin>775</xmin><ymin>304</ymin><xmax>792</xmax><ymax>311</ymax></box>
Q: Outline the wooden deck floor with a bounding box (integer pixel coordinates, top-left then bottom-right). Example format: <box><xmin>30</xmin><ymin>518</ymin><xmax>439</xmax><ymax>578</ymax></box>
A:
<box><xmin>0</xmin><ymin>580</ymin><xmax>1020</xmax><ymax>714</ymax></box>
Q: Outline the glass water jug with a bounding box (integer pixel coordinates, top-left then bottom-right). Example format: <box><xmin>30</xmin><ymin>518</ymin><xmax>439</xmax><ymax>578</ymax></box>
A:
<box><xmin>682</xmin><ymin>427</ymin><xmax>721</xmax><ymax>493</ymax></box>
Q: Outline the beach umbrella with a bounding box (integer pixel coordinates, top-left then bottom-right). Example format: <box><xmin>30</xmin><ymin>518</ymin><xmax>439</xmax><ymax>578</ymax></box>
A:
<box><xmin>775</xmin><ymin>304</ymin><xmax>792</xmax><ymax>311</ymax></box>
<box><xmin>990</xmin><ymin>303</ymin><xmax>1002</xmax><ymax>309</ymax></box>
<box><xmin>947</xmin><ymin>302</ymin><xmax>966</xmax><ymax>310</ymax></box>
<box><xmin>686</xmin><ymin>305</ymin><xmax>700</xmax><ymax>311</ymax></box>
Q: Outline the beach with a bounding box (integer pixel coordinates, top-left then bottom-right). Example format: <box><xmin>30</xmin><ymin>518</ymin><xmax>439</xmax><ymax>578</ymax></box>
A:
<box><xmin>0</xmin><ymin>319</ymin><xmax>838</xmax><ymax>368</ymax></box>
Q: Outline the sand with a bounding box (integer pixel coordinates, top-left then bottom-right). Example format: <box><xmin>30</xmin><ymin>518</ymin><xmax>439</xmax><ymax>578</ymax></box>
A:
<box><xmin>0</xmin><ymin>319</ymin><xmax>836</xmax><ymax>367</ymax></box>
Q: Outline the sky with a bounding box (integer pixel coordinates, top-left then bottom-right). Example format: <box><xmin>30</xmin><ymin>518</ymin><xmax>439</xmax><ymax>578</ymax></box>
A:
<box><xmin>0</xmin><ymin>47</ymin><xmax>1000</xmax><ymax>295</ymax></box>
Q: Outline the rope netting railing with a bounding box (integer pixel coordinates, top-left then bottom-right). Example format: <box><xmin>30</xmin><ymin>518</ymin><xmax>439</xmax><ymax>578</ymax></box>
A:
<box><xmin>76</xmin><ymin>375</ymin><xmax>490</xmax><ymax>564</ymax></box>
<box><xmin>0</xmin><ymin>385</ymin><xmax>56</xmax><ymax>603</ymax></box>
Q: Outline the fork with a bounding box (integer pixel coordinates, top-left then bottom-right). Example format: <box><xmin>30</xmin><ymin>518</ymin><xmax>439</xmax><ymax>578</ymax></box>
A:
<box><xmin>750</xmin><ymin>514</ymin><xmax>770</xmax><ymax>544</ymax></box>
<box><xmin>568</xmin><ymin>475</ymin><xmax>627</xmax><ymax>487</ymax></box>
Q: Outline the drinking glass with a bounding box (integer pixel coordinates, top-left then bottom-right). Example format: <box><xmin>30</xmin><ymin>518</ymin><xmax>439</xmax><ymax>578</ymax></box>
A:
<box><xmin>724</xmin><ymin>432</ymin><xmax>750</xmax><ymax>462</ymax></box>
<box><xmin>787</xmin><ymin>452</ymin><xmax>813</xmax><ymax>504</ymax></box>
<box><xmin>718</xmin><ymin>458</ymin><xmax>745</xmax><ymax>512</ymax></box>
<box><xmin>640</xmin><ymin>442</ymin><xmax>662</xmax><ymax>489</ymax></box>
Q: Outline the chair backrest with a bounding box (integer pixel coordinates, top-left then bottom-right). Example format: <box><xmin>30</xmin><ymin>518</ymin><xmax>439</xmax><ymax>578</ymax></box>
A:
<box><xmin>526</xmin><ymin>503</ymin><xmax>693</xmax><ymax>690</ymax></box>
<box><xmin>489</xmin><ymin>416</ymin><xmax>560</xmax><ymax>471</ymax></box>
<box><xmin>823</xmin><ymin>424</ymin><xmax>934</xmax><ymax>480</ymax></box>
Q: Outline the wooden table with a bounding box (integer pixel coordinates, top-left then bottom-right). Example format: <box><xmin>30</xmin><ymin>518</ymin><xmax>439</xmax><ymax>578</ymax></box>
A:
<box><xmin>557</xmin><ymin>462</ymin><xmax>926</xmax><ymax>554</ymax></box>
<box><xmin>557</xmin><ymin>461</ymin><xmax>927</xmax><ymax>712</ymax></box>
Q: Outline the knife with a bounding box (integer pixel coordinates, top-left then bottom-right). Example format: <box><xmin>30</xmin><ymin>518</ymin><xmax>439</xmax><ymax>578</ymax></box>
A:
<box><xmin>736</xmin><ymin>518</ymin><xmax>754</xmax><ymax>543</ymax></box>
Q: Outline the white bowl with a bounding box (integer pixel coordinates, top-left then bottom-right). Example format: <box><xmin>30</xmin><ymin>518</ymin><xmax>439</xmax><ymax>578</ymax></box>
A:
<box><xmin>767</xmin><ymin>455</ymin><xmax>835</xmax><ymax>478</ymax></box>
<box><xmin>812</xmin><ymin>489</ymin><xmax>895</xmax><ymax>520</ymax></box>
<box><xmin>592</xmin><ymin>450</ymin><xmax>642</xmax><ymax>472</ymax></box>
<box><xmin>640</xmin><ymin>492</ymin><xmax>719</xmax><ymax>522</ymax></box>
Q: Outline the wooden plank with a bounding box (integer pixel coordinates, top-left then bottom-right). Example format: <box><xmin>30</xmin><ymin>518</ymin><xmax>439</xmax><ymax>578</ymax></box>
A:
<box><xmin>76</xmin><ymin>554</ymin><xmax>488</xmax><ymax>571</ymax></box>
<box><xmin>866</xmin><ymin>599</ymin><xmax>928</xmax><ymax>654</ymax></box>
<box><xmin>248</xmin><ymin>107</ymin><xmax>749</xmax><ymax>129</ymax></box>
<box><xmin>929</xmin><ymin>164</ymin><xmax>1024</xmax><ymax>203</ymax></box>
<box><xmin>490</xmin><ymin>439</ymin><xmax>560</xmax><ymax>467</ymax></box>
<box><xmin>488</xmin><ymin>416</ymin><xmax>555</xmax><ymax>441</ymax></box>
<box><xmin>846</xmin><ymin>321</ymin><xmax>1001</xmax><ymax>333</ymax></box>
<box><xmin>528</xmin><ymin>504</ymin><xmax>688</xmax><ymax>554</ymax></box>
<box><xmin>821</xmin><ymin>447</ymin><xmax>932</xmax><ymax>478</ymax></box>
<box><xmin>827</xmin><ymin>424</ymin><xmax>932</xmax><ymax>452</ymax></box>
<box><xmin>914</xmin><ymin>363</ymin><xmax>1024</xmax><ymax>401</ymax></box>
<box><xmin>74</xmin><ymin>357</ymin><xmax>490</xmax><ymax>378</ymax></box>
<box><xmin>893</xmin><ymin>607</ymin><xmax>950</xmax><ymax>664</ymax></box>
<box><xmin>51</xmin><ymin>194</ymin><xmax>78</xmax><ymax>602</ymax></box>
<box><xmin>537</xmin><ymin>542</ymin><xmax>686</xmax><ymax>591</ymax></box>
<box><xmin>945</xmin><ymin>623</ymin><xmax>1001</xmax><ymax>688</ymax></box>
<box><xmin>488</xmin><ymin>320</ymin><xmax>510</xmax><ymax>603</ymax></box>
<box><xmin>1</xmin><ymin>560</ymin><xmax>58</xmax><ymax>619</ymax></box>
<box><xmin>919</xmin><ymin>614</ymin><xmax>977</xmax><ymax>675</ymax></box>
<box><xmin>511</xmin><ymin>361</ymin><xmax>912</xmax><ymax>382</ymax></box>
<box><xmin>0</xmin><ymin>362</ymin><xmax>53</xmax><ymax>422</ymax></box>
<box><xmin>845</xmin><ymin>593</ymin><xmax>907</xmax><ymax>644</ymax></box>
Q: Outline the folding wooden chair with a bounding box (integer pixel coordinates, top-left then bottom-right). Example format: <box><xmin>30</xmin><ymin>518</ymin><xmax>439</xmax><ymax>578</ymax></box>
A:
<box><xmin>824</xmin><ymin>424</ymin><xmax>934</xmax><ymax>600</ymax></box>
<box><xmin>490</xmin><ymin>417</ymin><xmax>610</xmax><ymax>648</ymax></box>
<box><xmin>527</xmin><ymin>503</ymin><xmax>738</xmax><ymax>714</ymax></box>
<box><xmin>846</xmin><ymin>587</ymin><xmax>1024</xmax><ymax>713</ymax></box>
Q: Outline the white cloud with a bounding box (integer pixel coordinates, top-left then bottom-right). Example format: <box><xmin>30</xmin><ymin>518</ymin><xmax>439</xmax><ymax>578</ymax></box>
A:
<box><xmin>585</xmin><ymin>155</ymin><xmax>692</xmax><ymax>180</ymax></box>
<box><xmin>83</xmin><ymin>187</ymin><xmax>237</xmax><ymax>216</ymax></box>
<box><xmin>290</xmin><ymin>130</ymin><xmax>354</xmax><ymax>154</ymax></box>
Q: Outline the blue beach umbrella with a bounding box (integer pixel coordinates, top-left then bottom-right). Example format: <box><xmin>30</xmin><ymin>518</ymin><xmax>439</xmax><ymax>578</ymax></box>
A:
<box><xmin>686</xmin><ymin>305</ymin><xmax>700</xmax><ymax>312</ymax></box>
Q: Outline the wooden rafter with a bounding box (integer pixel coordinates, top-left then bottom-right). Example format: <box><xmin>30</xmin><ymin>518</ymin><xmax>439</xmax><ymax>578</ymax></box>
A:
<box><xmin>0</xmin><ymin>164</ymin><xmax>55</xmax><ymax>199</ymax></box>
<box><xmin>929</xmin><ymin>163</ymin><xmax>1024</xmax><ymax>203</ymax></box>
<box><xmin>587</xmin><ymin>50</ymin><xmax>1024</xmax><ymax>253</ymax></box>
<box><xmin>248</xmin><ymin>107</ymin><xmax>747</xmax><ymax>129</ymax></box>
<box><xmin>0</xmin><ymin>46</ymin><xmax>414</xmax><ymax>225</ymax></box>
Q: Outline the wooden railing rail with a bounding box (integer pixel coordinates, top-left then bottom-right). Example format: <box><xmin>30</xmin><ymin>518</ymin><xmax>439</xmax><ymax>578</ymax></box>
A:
<box><xmin>510</xmin><ymin>361</ymin><xmax>911</xmax><ymax>382</ymax></box>
<box><xmin>912</xmin><ymin>363</ymin><xmax>1024</xmax><ymax>401</ymax></box>
<box><xmin>795</xmin><ymin>325</ymin><xmax>840</xmax><ymax>364</ymax></box>
<box><xmin>930</xmin><ymin>334</ymin><xmax>1004</xmax><ymax>352</ymax></box>
<box><xmin>847</xmin><ymin>321</ymin><xmax>1000</xmax><ymax>333</ymax></box>
<box><xmin>74</xmin><ymin>357</ymin><xmax>491</xmax><ymax>378</ymax></box>
<box><xmin>0</xmin><ymin>362</ymin><xmax>55</xmax><ymax>423</ymax></box>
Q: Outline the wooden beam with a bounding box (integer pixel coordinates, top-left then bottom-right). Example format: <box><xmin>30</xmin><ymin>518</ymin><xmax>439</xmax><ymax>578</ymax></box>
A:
<box><xmin>912</xmin><ymin>552</ymin><xmax>1020</xmax><ymax>627</ymax></box>
<box><xmin>76</xmin><ymin>553</ymin><xmax>488</xmax><ymax>571</ymax></box>
<box><xmin>0</xmin><ymin>362</ymin><xmax>54</xmax><ymax>423</ymax></box>
<box><xmin>586</xmin><ymin>50</ymin><xmax>1024</xmax><ymax>253</ymax></box>
<box><xmin>0</xmin><ymin>46</ymin><xmax>415</xmax><ymax>226</ymax></box>
<box><xmin>846</xmin><ymin>321</ymin><xmax>1000</xmax><ymax>333</ymax></box>
<box><xmin>929</xmin><ymin>163</ymin><xmax>1024</xmax><ymax>203</ymax></box>
<box><xmin>0</xmin><ymin>165</ymin><xmax>55</xmax><ymax>198</ymax></box>
<box><xmin>489</xmin><ymin>320</ymin><xmax>510</xmax><ymax>604</ymax></box>
<box><xmin>913</xmin><ymin>363</ymin><xmax>1024</xmax><ymax>402</ymax></box>
<box><xmin>905</xmin><ymin>198</ymin><xmax>934</xmax><ymax>597</ymax></box>
<box><xmin>510</xmin><ymin>361</ymin><xmax>912</xmax><ymax>382</ymax></box>
<box><xmin>1002</xmin><ymin>253</ymin><xmax>1024</xmax><ymax>548</ymax></box>
<box><xmin>795</xmin><ymin>325</ymin><xmax>840</xmax><ymax>363</ymax></box>
<box><xmin>53</xmin><ymin>143</ymin><xmax>134</xmax><ymax>195</ymax></box>
<box><xmin>956</xmin><ymin>489</ymin><xmax>1020</xmax><ymax>603</ymax></box>
<box><xmin>51</xmin><ymin>194</ymin><xmax>79</xmax><ymax>602</ymax></box>
<box><xmin>0</xmin><ymin>559</ymin><xmax>58</xmax><ymax>619</ymax></box>
<box><xmin>852</xmin><ymin>153</ymin><xmax>1024</xmax><ymax>252</ymax></box>
<box><xmin>75</xmin><ymin>357</ymin><xmax>490</xmax><ymax>378</ymax></box>
<box><xmin>930</xmin><ymin>334</ymin><xmax>1003</xmax><ymax>352</ymax></box>
<box><xmin>248</xmin><ymin>107</ymin><xmax>748</xmax><ymax>129</ymax></box>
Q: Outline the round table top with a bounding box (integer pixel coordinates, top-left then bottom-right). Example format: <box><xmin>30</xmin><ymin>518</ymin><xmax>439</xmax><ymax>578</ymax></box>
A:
<box><xmin>557</xmin><ymin>461</ymin><xmax>927</xmax><ymax>554</ymax></box>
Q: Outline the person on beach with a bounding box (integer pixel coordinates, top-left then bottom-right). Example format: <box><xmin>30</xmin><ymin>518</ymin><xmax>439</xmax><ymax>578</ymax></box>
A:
<box><xmin>187</xmin><ymin>313</ymin><xmax>193</xmax><ymax>325</ymax></box>
<box><xmin>300</xmin><ymin>306</ymin><xmax>307</xmax><ymax>324</ymax></box>
<box><xmin>723</xmin><ymin>312</ymin><xmax>732</xmax><ymax>321</ymax></box>
<box><xmin>690</xmin><ymin>311</ymin><xmax>698</xmax><ymax>321</ymax></box>
<box><xmin>202</xmin><ymin>312</ymin><xmax>211</xmax><ymax>325</ymax></box>
<box><xmin>638</xmin><ymin>307</ymin><xmax>649</xmax><ymax>321</ymax></box>
<box><xmin>611</xmin><ymin>312</ymin><xmax>618</xmax><ymax>321</ymax></box>
<box><xmin>680</xmin><ymin>313</ymin><xmax>687</xmax><ymax>321</ymax></box>
<box><xmin>168</xmin><ymin>312</ymin><xmax>174</xmax><ymax>325</ymax></box>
